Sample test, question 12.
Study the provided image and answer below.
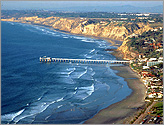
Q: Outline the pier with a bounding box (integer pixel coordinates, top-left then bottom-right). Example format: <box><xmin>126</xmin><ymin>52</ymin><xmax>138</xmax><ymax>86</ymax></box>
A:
<box><xmin>39</xmin><ymin>56</ymin><xmax>132</xmax><ymax>64</ymax></box>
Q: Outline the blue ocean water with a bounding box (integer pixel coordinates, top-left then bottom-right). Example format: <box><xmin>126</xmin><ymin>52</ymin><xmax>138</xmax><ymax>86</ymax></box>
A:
<box><xmin>1</xmin><ymin>21</ymin><xmax>132</xmax><ymax>124</ymax></box>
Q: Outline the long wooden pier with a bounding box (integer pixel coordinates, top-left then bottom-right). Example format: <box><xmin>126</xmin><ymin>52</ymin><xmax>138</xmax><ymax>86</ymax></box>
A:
<box><xmin>39</xmin><ymin>56</ymin><xmax>132</xmax><ymax>64</ymax></box>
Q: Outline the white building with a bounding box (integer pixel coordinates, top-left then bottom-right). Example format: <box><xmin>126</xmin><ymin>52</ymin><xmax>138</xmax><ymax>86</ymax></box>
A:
<box><xmin>147</xmin><ymin>61</ymin><xmax>162</xmax><ymax>67</ymax></box>
<box><xmin>143</xmin><ymin>66</ymin><xmax>150</xmax><ymax>69</ymax></box>
<box><xmin>158</xmin><ymin>57</ymin><xmax>163</xmax><ymax>61</ymax></box>
<box><xmin>149</xmin><ymin>58</ymin><xmax>157</xmax><ymax>61</ymax></box>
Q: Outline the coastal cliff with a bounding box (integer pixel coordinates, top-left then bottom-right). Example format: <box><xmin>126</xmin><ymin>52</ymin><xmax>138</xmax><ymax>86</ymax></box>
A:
<box><xmin>118</xmin><ymin>24</ymin><xmax>153</xmax><ymax>60</ymax></box>
<box><xmin>2</xmin><ymin>16</ymin><xmax>152</xmax><ymax>59</ymax></box>
<box><xmin>2</xmin><ymin>16</ymin><xmax>152</xmax><ymax>41</ymax></box>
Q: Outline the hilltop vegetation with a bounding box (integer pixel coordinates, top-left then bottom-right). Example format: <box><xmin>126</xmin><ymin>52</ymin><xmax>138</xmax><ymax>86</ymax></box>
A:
<box><xmin>126</xmin><ymin>28</ymin><xmax>163</xmax><ymax>58</ymax></box>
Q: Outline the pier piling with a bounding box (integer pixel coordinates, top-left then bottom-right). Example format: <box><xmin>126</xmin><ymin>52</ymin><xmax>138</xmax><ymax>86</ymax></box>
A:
<box><xmin>39</xmin><ymin>56</ymin><xmax>130</xmax><ymax>64</ymax></box>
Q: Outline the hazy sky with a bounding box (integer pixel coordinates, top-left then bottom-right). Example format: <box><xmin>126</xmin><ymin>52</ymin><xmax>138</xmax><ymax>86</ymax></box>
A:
<box><xmin>1</xmin><ymin>1</ymin><xmax>163</xmax><ymax>11</ymax></box>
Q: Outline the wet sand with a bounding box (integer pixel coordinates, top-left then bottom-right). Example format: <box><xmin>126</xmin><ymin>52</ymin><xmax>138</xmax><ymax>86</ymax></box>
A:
<box><xmin>45</xmin><ymin>24</ymin><xmax>146</xmax><ymax>124</ymax></box>
<box><xmin>84</xmin><ymin>66</ymin><xmax>146</xmax><ymax>124</ymax></box>
<box><xmin>31</xmin><ymin>23</ymin><xmax>147</xmax><ymax>124</ymax></box>
<box><xmin>8</xmin><ymin>21</ymin><xmax>146</xmax><ymax>124</ymax></box>
<box><xmin>41</xmin><ymin>23</ymin><xmax>147</xmax><ymax>124</ymax></box>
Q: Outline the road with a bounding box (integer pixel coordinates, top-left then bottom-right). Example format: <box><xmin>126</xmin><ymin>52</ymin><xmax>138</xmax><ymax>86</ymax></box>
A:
<box><xmin>133</xmin><ymin>101</ymin><xmax>156</xmax><ymax>124</ymax></box>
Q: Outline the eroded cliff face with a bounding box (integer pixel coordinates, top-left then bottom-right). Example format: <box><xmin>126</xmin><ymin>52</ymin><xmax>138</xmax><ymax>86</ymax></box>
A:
<box><xmin>2</xmin><ymin>16</ymin><xmax>152</xmax><ymax>59</ymax></box>
<box><xmin>118</xmin><ymin>24</ymin><xmax>153</xmax><ymax>60</ymax></box>
<box><xmin>117</xmin><ymin>38</ymin><xmax>138</xmax><ymax>60</ymax></box>
<box><xmin>1</xmin><ymin>16</ymin><xmax>151</xmax><ymax>41</ymax></box>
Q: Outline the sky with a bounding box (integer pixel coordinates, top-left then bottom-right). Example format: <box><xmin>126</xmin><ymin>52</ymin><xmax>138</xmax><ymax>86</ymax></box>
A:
<box><xmin>1</xmin><ymin>1</ymin><xmax>163</xmax><ymax>12</ymax></box>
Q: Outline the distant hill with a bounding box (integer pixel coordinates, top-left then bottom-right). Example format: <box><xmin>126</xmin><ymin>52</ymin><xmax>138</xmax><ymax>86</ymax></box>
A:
<box><xmin>60</xmin><ymin>5</ymin><xmax>163</xmax><ymax>13</ymax></box>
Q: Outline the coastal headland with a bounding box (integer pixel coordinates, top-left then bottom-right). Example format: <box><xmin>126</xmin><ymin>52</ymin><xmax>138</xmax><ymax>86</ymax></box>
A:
<box><xmin>2</xmin><ymin>15</ymin><xmax>162</xmax><ymax>124</ymax></box>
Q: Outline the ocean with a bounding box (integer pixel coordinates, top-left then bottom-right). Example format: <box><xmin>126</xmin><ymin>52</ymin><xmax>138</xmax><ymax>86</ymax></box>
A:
<box><xmin>1</xmin><ymin>21</ymin><xmax>132</xmax><ymax>124</ymax></box>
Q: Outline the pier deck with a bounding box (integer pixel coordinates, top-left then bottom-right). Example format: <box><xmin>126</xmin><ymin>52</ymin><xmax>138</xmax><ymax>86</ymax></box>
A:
<box><xmin>39</xmin><ymin>56</ymin><xmax>132</xmax><ymax>64</ymax></box>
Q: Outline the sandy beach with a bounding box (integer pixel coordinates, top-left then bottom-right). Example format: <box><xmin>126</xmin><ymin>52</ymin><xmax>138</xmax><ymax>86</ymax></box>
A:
<box><xmin>7</xmin><ymin>21</ymin><xmax>147</xmax><ymax>124</ymax></box>
<box><xmin>28</xmin><ymin>23</ymin><xmax>147</xmax><ymax>124</ymax></box>
<box><xmin>41</xmin><ymin>24</ymin><xmax>147</xmax><ymax>124</ymax></box>
<box><xmin>84</xmin><ymin>65</ymin><xmax>147</xmax><ymax>124</ymax></box>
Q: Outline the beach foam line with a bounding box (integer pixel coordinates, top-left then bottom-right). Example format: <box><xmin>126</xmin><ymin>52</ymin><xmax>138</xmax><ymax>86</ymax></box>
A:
<box><xmin>9</xmin><ymin>97</ymin><xmax>64</xmax><ymax>123</ymax></box>
<box><xmin>68</xmin><ymin>66</ymin><xmax>87</xmax><ymax>79</ymax></box>
<box><xmin>79</xmin><ymin>84</ymin><xmax>95</xmax><ymax>100</ymax></box>
<box><xmin>81</xmin><ymin>39</ymin><xmax>94</xmax><ymax>43</ymax></box>
<box><xmin>7</xmin><ymin>22</ymin><xmax>15</xmax><ymax>25</ymax></box>
<box><xmin>73</xmin><ymin>36</ymin><xmax>85</xmax><ymax>40</ymax></box>
<box><xmin>72</xmin><ymin>84</ymin><xmax>95</xmax><ymax>101</ymax></box>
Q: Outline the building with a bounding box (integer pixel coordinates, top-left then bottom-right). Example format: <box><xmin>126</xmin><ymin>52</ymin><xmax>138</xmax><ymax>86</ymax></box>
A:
<box><xmin>149</xmin><ymin>58</ymin><xmax>157</xmax><ymax>61</ymax></box>
<box><xmin>158</xmin><ymin>57</ymin><xmax>163</xmax><ymax>61</ymax></box>
<box><xmin>143</xmin><ymin>66</ymin><xmax>150</xmax><ymax>69</ymax></box>
<box><xmin>147</xmin><ymin>61</ymin><xmax>163</xmax><ymax>67</ymax></box>
<box><xmin>40</xmin><ymin>56</ymin><xmax>51</xmax><ymax>62</ymax></box>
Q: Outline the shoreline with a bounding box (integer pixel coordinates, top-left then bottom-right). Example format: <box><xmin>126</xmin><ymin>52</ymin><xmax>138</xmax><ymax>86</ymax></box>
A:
<box><xmin>84</xmin><ymin>65</ymin><xmax>147</xmax><ymax>124</ymax></box>
<box><xmin>4</xmin><ymin>21</ymin><xmax>147</xmax><ymax>124</ymax></box>
<box><xmin>84</xmin><ymin>42</ymin><xmax>147</xmax><ymax>123</ymax></box>
<box><xmin>32</xmin><ymin>23</ymin><xmax>123</xmax><ymax>47</ymax></box>
<box><xmin>3</xmin><ymin>21</ymin><xmax>123</xmax><ymax>48</ymax></box>
<box><xmin>25</xmin><ymin>22</ymin><xmax>147</xmax><ymax>124</ymax></box>
<box><xmin>29</xmin><ymin>22</ymin><xmax>146</xmax><ymax>124</ymax></box>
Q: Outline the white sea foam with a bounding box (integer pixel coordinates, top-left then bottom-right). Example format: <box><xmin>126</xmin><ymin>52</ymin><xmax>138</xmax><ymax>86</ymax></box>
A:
<box><xmin>8</xmin><ymin>22</ymin><xmax>14</xmax><ymax>25</ymax></box>
<box><xmin>46</xmin><ymin>31</ymin><xmax>56</xmax><ymax>35</ymax></box>
<box><xmin>37</xmin><ymin>96</ymin><xmax>43</xmax><ymax>101</ymax></box>
<box><xmin>85</xmin><ymin>55</ymin><xmax>93</xmax><ymax>59</ymax></box>
<box><xmin>73</xmin><ymin>91</ymin><xmax>77</xmax><ymax>95</ymax></box>
<box><xmin>78</xmin><ymin>84</ymin><xmax>95</xmax><ymax>100</ymax></box>
<box><xmin>78</xmin><ymin>70</ymin><xmax>87</xmax><ymax>79</ymax></box>
<box><xmin>84</xmin><ymin>53</ymin><xmax>93</xmax><ymax>59</ymax></box>
<box><xmin>61</xmin><ymin>77</ymin><xmax>75</xmax><ymax>84</ymax></box>
<box><xmin>66</xmin><ymin>67</ymin><xmax>76</xmax><ymax>71</ymax></box>
<box><xmin>91</xmin><ymin>71</ymin><xmax>95</xmax><ymax>76</ymax></box>
<box><xmin>68</xmin><ymin>70</ymin><xmax>74</xmax><ymax>75</ymax></box>
<box><xmin>73</xmin><ymin>36</ymin><xmax>85</xmax><ymax>40</ymax></box>
<box><xmin>79</xmin><ymin>84</ymin><xmax>94</xmax><ymax>92</ymax></box>
<box><xmin>103</xmin><ymin>83</ymin><xmax>111</xmax><ymax>91</ymax></box>
<box><xmin>56</xmin><ymin>97</ymin><xmax>64</xmax><ymax>102</ymax></box>
<box><xmin>88</xmin><ymin>67</ymin><xmax>93</xmax><ymax>72</ymax></box>
<box><xmin>59</xmin><ymin>72</ymin><xmax>67</xmax><ymax>75</ymax></box>
<box><xmin>81</xmin><ymin>39</ymin><xmax>94</xmax><ymax>43</ymax></box>
<box><xmin>44</xmin><ymin>104</ymin><xmax>63</xmax><ymax>120</ymax></box>
<box><xmin>88</xmin><ymin>67</ymin><xmax>95</xmax><ymax>76</ymax></box>
<box><xmin>69</xmin><ymin>66</ymin><xmax>88</xmax><ymax>79</ymax></box>
<box><xmin>4</xmin><ymin>97</ymin><xmax>64</xmax><ymax>123</ymax></box>
<box><xmin>57</xmin><ymin>105</ymin><xmax>63</xmax><ymax>109</ymax></box>
<box><xmin>32</xmin><ymin>27</ymin><xmax>57</xmax><ymax>36</ymax></box>
<box><xmin>90</xmin><ymin>49</ymin><xmax>95</xmax><ymax>53</ymax></box>
<box><xmin>1</xmin><ymin>109</ymin><xmax>25</xmax><ymax>123</ymax></box>
<box><xmin>78</xmin><ymin>84</ymin><xmax>94</xmax><ymax>99</ymax></box>
<box><xmin>98</xmin><ymin>44</ymin><xmax>107</xmax><ymax>48</ymax></box>
<box><xmin>67</xmin><ymin>67</ymin><xmax>76</xmax><ymax>75</ymax></box>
